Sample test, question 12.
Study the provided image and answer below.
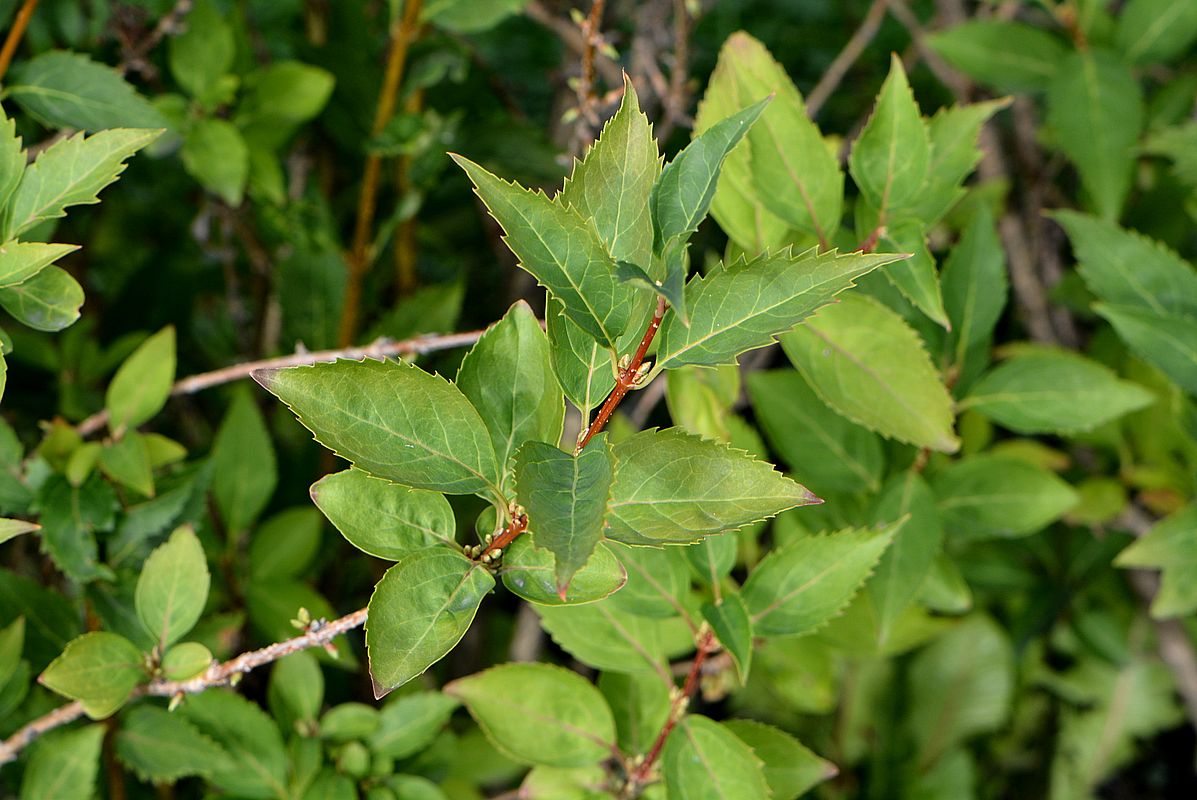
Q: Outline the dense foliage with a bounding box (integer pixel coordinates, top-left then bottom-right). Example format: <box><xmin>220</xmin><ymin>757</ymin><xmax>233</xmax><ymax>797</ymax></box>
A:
<box><xmin>1</xmin><ymin>1</ymin><xmax>1196</xmax><ymax>798</ymax></box>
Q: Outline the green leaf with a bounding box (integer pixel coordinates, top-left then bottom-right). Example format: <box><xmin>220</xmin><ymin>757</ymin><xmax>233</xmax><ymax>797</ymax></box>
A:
<box><xmin>0</xmin><ymin>242</ymin><xmax>78</xmax><ymax>288</ymax></box>
<box><xmin>0</xmin><ymin>265</ymin><xmax>83</xmax><ymax>332</ymax></box>
<box><xmin>931</xmin><ymin>455</ymin><xmax>1078</xmax><ymax>539</ymax></box>
<box><xmin>781</xmin><ymin>294</ymin><xmax>959</xmax><ymax>452</ymax></box>
<box><xmin>702</xmin><ymin>593</ymin><xmax>753</xmax><ymax>683</ymax></box>
<box><xmin>422</xmin><ymin>0</ymin><xmax>531</xmax><ymax>33</ymax></box>
<box><xmin>537</xmin><ymin>599</ymin><xmax>692</xmax><ymax>677</ymax></box>
<box><xmin>615</xmin><ymin>259</ymin><xmax>686</xmax><ymax>324</ymax></box>
<box><xmin>20</xmin><ymin>725</ymin><xmax>104</xmax><ymax>800</ymax></box>
<box><xmin>370</xmin><ymin>691</ymin><xmax>460</xmax><ymax>759</ymax></box>
<box><xmin>1115</xmin><ymin>504</ymin><xmax>1197</xmax><ymax>618</ymax></box>
<box><xmin>559</xmin><ymin>76</ymin><xmax>659</xmax><ymax>268</ymax></box>
<box><xmin>500</xmin><ymin>536</ymin><xmax>626</xmax><ymax>606</ymax></box>
<box><xmin>1046</xmin><ymin>50</ymin><xmax>1143</xmax><ymax>220</ymax></box>
<box><xmin>161</xmin><ymin>641</ymin><xmax>212</xmax><ymax>680</ymax></box>
<box><xmin>458</xmin><ymin>301</ymin><xmax>564</xmax><ymax>487</ymax></box>
<box><xmin>961</xmin><ymin>348</ymin><xmax>1156</xmax><ymax>434</ymax></box>
<box><xmin>662</xmin><ymin>716</ymin><xmax>769</xmax><ymax>800</ymax></box>
<box><xmin>722</xmin><ymin>720</ymin><xmax>838</xmax><ymax>800</ymax></box>
<box><xmin>914</xmin><ymin>99</ymin><xmax>1010</xmax><ymax>225</ymax></box>
<box><xmin>747</xmin><ymin>369</ymin><xmax>884</xmax><ymax>494</ymax></box>
<box><xmin>0</xmin><ymin>567</ymin><xmax>82</xmax><ymax>670</ymax></box>
<box><xmin>599</xmin><ymin>671</ymin><xmax>671</xmax><ymax>756</ymax></box>
<box><xmin>320</xmin><ymin>703</ymin><xmax>379</xmax><ymax>742</ymax></box>
<box><xmin>906</xmin><ymin>616</ymin><xmax>1013</xmax><ymax>768</ymax></box>
<box><xmin>211</xmin><ymin>387</ymin><xmax>277</xmax><ymax>535</ymax></box>
<box><xmin>255</xmin><ymin>358</ymin><xmax>500</xmax><ymax>497</ymax></box>
<box><xmin>743</xmin><ymin>523</ymin><xmax>899</xmax><ymax>636</ymax></box>
<box><xmin>860</xmin><ymin>214</ymin><xmax>948</xmax><ymax>328</ymax></box>
<box><xmin>311</xmin><ymin>468</ymin><xmax>455</xmax><ymax>559</ymax></box>
<box><xmin>8</xmin><ymin>51</ymin><xmax>167</xmax><ymax>132</ymax></box>
<box><xmin>236</xmin><ymin>61</ymin><xmax>335</xmax><ymax>149</ymax></box>
<box><xmin>0</xmin><ymin>517</ymin><xmax>38</xmax><ymax>544</ymax></box>
<box><xmin>607</xmin><ymin>541</ymin><xmax>691</xmax><ymax>618</ymax></box>
<box><xmin>181</xmin><ymin>118</ymin><xmax>249</xmax><ymax>206</ymax></box>
<box><xmin>546</xmin><ymin>299</ymin><xmax>617</xmax><ymax>417</ymax></box>
<box><xmin>866</xmin><ymin>472</ymin><xmax>944</xmax><ymax>647</ymax></box>
<box><xmin>942</xmin><ymin>206</ymin><xmax>1007</xmax><ymax>369</ymax></box>
<box><xmin>651</xmin><ymin>96</ymin><xmax>770</xmax><ymax>249</ymax></box>
<box><xmin>37</xmin><ymin>473</ymin><xmax>117</xmax><ymax>583</ymax></box>
<box><xmin>248</xmin><ymin>507</ymin><xmax>322</xmax><ymax>580</ymax></box>
<box><xmin>5</xmin><ymin>128</ymin><xmax>160</xmax><ymax>239</ymax></box>
<box><xmin>105</xmin><ymin>325</ymin><xmax>175</xmax><ymax>433</ymax></box>
<box><xmin>1116</xmin><ymin>0</ymin><xmax>1197</xmax><ymax>65</ymax></box>
<box><xmin>0</xmin><ymin>114</ymin><xmax>25</xmax><ymax>215</ymax></box>
<box><xmin>178</xmin><ymin>689</ymin><xmax>288</xmax><ymax>799</ymax></box>
<box><xmin>606</xmin><ymin>428</ymin><xmax>818</xmax><ymax>545</ymax></box>
<box><xmin>693</xmin><ymin>33</ymin><xmax>792</xmax><ymax>253</ymax></box>
<box><xmin>99</xmin><ymin>431</ymin><xmax>155</xmax><ymax>496</ymax></box>
<box><xmin>366</xmin><ymin>548</ymin><xmax>494</xmax><ymax>697</ymax></box>
<box><xmin>135</xmin><ymin>526</ymin><xmax>210</xmax><ymax>648</ymax></box>
<box><xmin>1052</xmin><ymin>211</ymin><xmax>1197</xmax><ymax>318</ymax></box>
<box><xmin>168</xmin><ymin>0</ymin><xmax>234</xmax><ymax>98</ymax></box>
<box><xmin>927</xmin><ymin>22</ymin><xmax>1068</xmax><ymax>92</ymax></box>
<box><xmin>39</xmin><ymin>632</ymin><xmax>145</xmax><ymax>718</ymax></box>
<box><xmin>1095</xmin><ymin>304</ymin><xmax>1197</xmax><ymax>395</ymax></box>
<box><xmin>657</xmin><ymin>248</ymin><xmax>904</xmax><ymax>368</ymax></box>
<box><xmin>0</xmin><ymin>616</ymin><xmax>24</xmax><ymax>686</ymax></box>
<box><xmin>515</xmin><ymin>436</ymin><xmax>613</xmax><ymax>595</ymax></box>
<box><xmin>268</xmin><ymin>650</ymin><xmax>323</xmax><ymax>728</ymax></box>
<box><xmin>116</xmin><ymin>706</ymin><xmax>230</xmax><ymax>784</ymax></box>
<box><xmin>446</xmin><ymin>663</ymin><xmax>617</xmax><ymax>767</ymax></box>
<box><xmin>849</xmin><ymin>55</ymin><xmax>929</xmax><ymax>217</ymax></box>
<box><xmin>452</xmin><ymin>154</ymin><xmax>630</xmax><ymax>348</ymax></box>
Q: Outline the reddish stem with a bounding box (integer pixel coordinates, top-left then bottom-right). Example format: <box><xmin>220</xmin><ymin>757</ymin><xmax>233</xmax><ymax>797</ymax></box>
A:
<box><xmin>480</xmin><ymin>513</ymin><xmax>526</xmax><ymax>560</ymax></box>
<box><xmin>857</xmin><ymin>223</ymin><xmax>884</xmax><ymax>254</ymax></box>
<box><xmin>577</xmin><ymin>297</ymin><xmax>667</xmax><ymax>453</ymax></box>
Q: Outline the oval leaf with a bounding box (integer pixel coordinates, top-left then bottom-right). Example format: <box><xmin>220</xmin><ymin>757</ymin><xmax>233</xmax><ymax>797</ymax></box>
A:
<box><xmin>135</xmin><ymin>526</ymin><xmax>210</xmax><ymax>648</ymax></box>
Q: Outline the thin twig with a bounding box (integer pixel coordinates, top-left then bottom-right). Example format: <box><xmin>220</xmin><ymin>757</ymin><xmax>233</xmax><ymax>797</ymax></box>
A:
<box><xmin>0</xmin><ymin>0</ymin><xmax>39</xmax><ymax>82</ymax></box>
<box><xmin>0</xmin><ymin>608</ymin><xmax>367</xmax><ymax>765</ymax></box>
<box><xmin>806</xmin><ymin>0</ymin><xmax>889</xmax><ymax>119</ymax></box>
<box><xmin>525</xmin><ymin>0</ymin><xmax>623</xmax><ymax>88</ymax></box>
<box><xmin>337</xmin><ymin>0</ymin><xmax>424</xmax><ymax>347</ymax></box>
<box><xmin>118</xmin><ymin>0</ymin><xmax>193</xmax><ymax>77</ymax></box>
<box><xmin>75</xmin><ymin>328</ymin><xmax>489</xmax><ymax>437</ymax></box>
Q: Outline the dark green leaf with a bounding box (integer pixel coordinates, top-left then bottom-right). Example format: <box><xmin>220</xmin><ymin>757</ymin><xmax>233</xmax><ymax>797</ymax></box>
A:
<box><xmin>211</xmin><ymin>387</ymin><xmax>277</xmax><ymax>535</ymax></box>
<box><xmin>99</xmin><ymin>432</ymin><xmax>154</xmax><ymax>497</ymax></box>
<box><xmin>607</xmin><ymin>541</ymin><xmax>691</xmax><ymax>618</ymax></box>
<box><xmin>931</xmin><ymin>455</ymin><xmax>1078</xmax><ymax>539</ymax></box>
<box><xmin>927</xmin><ymin>22</ymin><xmax>1067</xmax><ymax>92</ymax></box>
<box><xmin>500</xmin><ymin>536</ymin><xmax>626</xmax><ymax>606</ymax></box>
<box><xmin>116</xmin><ymin>706</ymin><xmax>231</xmax><ymax>783</ymax></box>
<box><xmin>537</xmin><ymin>599</ymin><xmax>692</xmax><ymax>677</ymax></box>
<box><xmin>370</xmin><ymin>691</ymin><xmax>460</xmax><ymax>758</ymax></box>
<box><xmin>20</xmin><ymin>725</ymin><xmax>104</xmax><ymax>800</ymax></box>
<box><xmin>1116</xmin><ymin>0</ymin><xmax>1197</xmax><ymax>65</ymax></box>
<box><xmin>248</xmin><ymin>507</ymin><xmax>323</xmax><ymax>580</ymax></box>
<box><xmin>702</xmin><ymin>593</ymin><xmax>753</xmax><ymax>683</ymax></box>
<box><xmin>268</xmin><ymin>651</ymin><xmax>323</xmax><ymax>726</ymax></box>
<box><xmin>942</xmin><ymin>206</ymin><xmax>1007</xmax><ymax>370</ymax></box>
<box><xmin>179</xmin><ymin>689</ymin><xmax>288</xmax><ymax>799</ymax></box>
<box><xmin>598</xmin><ymin>671</ymin><xmax>671</xmax><ymax>756</ymax></box>
<box><xmin>37</xmin><ymin>473</ymin><xmax>117</xmax><ymax>583</ymax></box>
<box><xmin>1096</xmin><ymin>304</ymin><xmax>1197</xmax><ymax>395</ymax></box>
<box><xmin>311</xmin><ymin>468</ymin><xmax>456</xmax><ymax>559</ymax></box>
<box><xmin>546</xmin><ymin>299</ymin><xmax>617</xmax><ymax>417</ymax></box>
<box><xmin>168</xmin><ymin>0</ymin><xmax>234</xmax><ymax>98</ymax></box>
<box><xmin>8</xmin><ymin>51</ymin><xmax>167</xmax><ymax>131</ymax></box>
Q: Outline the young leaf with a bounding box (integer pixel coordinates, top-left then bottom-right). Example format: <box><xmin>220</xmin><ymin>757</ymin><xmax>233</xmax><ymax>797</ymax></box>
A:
<box><xmin>7</xmin><ymin>51</ymin><xmax>167</xmax><ymax>131</ymax></box>
<box><xmin>616</xmin><ymin>259</ymin><xmax>687</xmax><ymax>324</ymax></box>
<box><xmin>311</xmin><ymin>468</ymin><xmax>456</xmax><ymax>559</ymax></box>
<box><xmin>781</xmin><ymin>294</ymin><xmax>959</xmax><ymax>452</ymax></box>
<box><xmin>106</xmin><ymin>325</ymin><xmax>176</xmax><ymax>434</ymax></box>
<box><xmin>39</xmin><ymin>632</ymin><xmax>145</xmax><ymax>718</ymax></box>
<box><xmin>235</xmin><ymin>62</ymin><xmax>335</xmax><ymax>148</ymax></box>
<box><xmin>1046</xmin><ymin>50</ymin><xmax>1143</xmax><ymax>221</ymax></box>
<box><xmin>168</xmin><ymin>0</ymin><xmax>235</xmax><ymax>98</ymax></box>
<box><xmin>181</xmin><ymin>119</ymin><xmax>249</xmax><ymax>206</ymax></box>
<box><xmin>942</xmin><ymin>207</ymin><xmax>1008</xmax><ymax>369</ymax></box>
<box><xmin>747</xmin><ymin>369</ymin><xmax>885</xmax><ymax>494</ymax></box>
<box><xmin>0</xmin><ymin>242</ymin><xmax>78</xmax><ymax>288</ymax></box>
<box><xmin>694</xmin><ymin>33</ymin><xmax>791</xmax><ymax>253</ymax></box>
<box><xmin>723</xmin><ymin>720</ymin><xmax>839</xmax><ymax>800</ymax></box>
<box><xmin>656</xmin><ymin>248</ymin><xmax>905</xmax><ymax>369</ymax></box>
<box><xmin>1095</xmin><ymin>304</ymin><xmax>1197</xmax><ymax>395</ymax></box>
<box><xmin>452</xmin><ymin>154</ymin><xmax>630</xmax><ymax>348</ymax></box>
<box><xmin>651</xmin><ymin>96</ymin><xmax>770</xmax><ymax>249</ymax></box>
<box><xmin>457</xmin><ymin>300</ymin><xmax>564</xmax><ymax>487</ymax></box>
<box><xmin>927</xmin><ymin>21</ymin><xmax>1068</xmax><ymax>92</ymax></box>
<box><xmin>366</xmin><ymin>548</ymin><xmax>494</xmax><ymax>697</ymax></box>
<box><xmin>866</xmin><ymin>472</ymin><xmax>944</xmax><ymax>647</ymax></box>
<box><xmin>849</xmin><ymin>55</ymin><xmax>929</xmax><ymax>217</ymax></box>
<box><xmin>501</xmin><ymin>536</ymin><xmax>627</xmax><ymax>606</ymax></box>
<box><xmin>5</xmin><ymin>128</ymin><xmax>161</xmax><ymax>239</ymax></box>
<box><xmin>135</xmin><ymin>526</ymin><xmax>210</xmax><ymax>648</ymax></box>
<box><xmin>1115</xmin><ymin>0</ymin><xmax>1197</xmax><ymax>65</ymax></box>
<box><xmin>931</xmin><ymin>455</ymin><xmax>1078</xmax><ymax>539</ymax></box>
<box><xmin>369</xmin><ymin>691</ymin><xmax>460</xmax><ymax>759</ymax></box>
<box><xmin>742</xmin><ymin>523</ymin><xmax>900</xmax><ymax>637</ymax></box>
<box><xmin>210</xmin><ymin>387</ymin><xmax>277</xmax><ymax>536</ymax></box>
<box><xmin>606</xmin><ymin>428</ymin><xmax>819</xmax><ymax>545</ymax></box>
<box><xmin>1052</xmin><ymin>211</ymin><xmax>1197</xmax><ymax>318</ymax></box>
<box><xmin>559</xmin><ymin>75</ymin><xmax>659</xmax><ymax>268</ymax></box>
<box><xmin>546</xmin><ymin>299</ymin><xmax>617</xmax><ymax>418</ymax></box>
<box><xmin>961</xmin><ymin>348</ymin><xmax>1156</xmax><ymax>434</ymax></box>
<box><xmin>1114</xmin><ymin>504</ymin><xmax>1197</xmax><ymax>618</ymax></box>
<box><xmin>254</xmin><ymin>358</ymin><xmax>501</xmax><ymax>497</ymax></box>
<box><xmin>515</xmin><ymin>436</ymin><xmax>613</xmax><ymax>595</ymax></box>
<box><xmin>161</xmin><ymin>642</ymin><xmax>211</xmax><ymax>681</ymax></box>
<box><xmin>914</xmin><ymin>99</ymin><xmax>1010</xmax><ymax>225</ymax></box>
<box><xmin>446</xmin><ymin>663</ymin><xmax>617</xmax><ymax>767</ymax></box>
<box><xmin>20</xmin><ymin>725</ymin><xmax>105</xmax><ymax>800</ymax></box>
<box><xmin>98</xmin><ymin>431</ymin><xmax>155</xmax><ymax>497</ymax></box>
<box><xmin>702</xmin><ymin>593</ymin><xmax>753</xmax><ymax>683</ymax></box>
<box><xmin>0</xmin><ymin>266</ymin><xmax>84</xmax><ymax>332</ymax></box>
<box><xmin>662</xmin><ymin>715</ymin><xmax>770</xmax><ymax>800</ymax></box>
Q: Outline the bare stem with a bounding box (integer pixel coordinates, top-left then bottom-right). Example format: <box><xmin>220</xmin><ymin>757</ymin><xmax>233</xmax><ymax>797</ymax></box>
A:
<box><xmin>806</xmin><ymin>0</ymin><xmax>889</xmax><ymax>119</ymax></box>
<box><xmin>75</xmin><ymin>328</ymin><xmax>490</xmax><ymax>437</ymax></box>
<box><xmin>0</xmin><ymin>0</ymin><xmax>39</xmax><ymax>82</ymax></box>
<box><xmin>0</xmin><ymin>608</ymin><xmax>368</xmax><ymax>766</ymax></box>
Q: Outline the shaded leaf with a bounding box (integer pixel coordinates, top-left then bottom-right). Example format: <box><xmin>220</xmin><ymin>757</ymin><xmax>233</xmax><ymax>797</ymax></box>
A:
<box><xmin>211</xmin><ymin>387</ymin><xmax>277</xmax><ymax>535</ymax></box>
<box><xmin>723</xmin><ymin>719</ymin><xmax>838</xmax><ymax>800</ymax></box>
<box><xmin>931</xmin><ymin>455</ymin><xmax>1078</xmax><ymax>539</ymax></box>
<box><xmin>20</xmin><ymin>725</ymin><xmax>104</xmax><ymax>800</ymax></box>
<box><xmin>927</xmin><ymin>22</ymin><xmax>1067</xmax><ymax>92</ymax></box>
<box><xmin>546</xmin><ymin>299</ymin><xmax>617</xmax><ymax>417</ymax></box>
<box><xmin>1115</xmin><ymin>504</ymin><xmax>1197</xmax><ymax>618</ymax></box>
<box><xmin>943</xmin><ymin>206</ymin><xmax>1007</xmax><ymax>370</ymax></box>
<box><xmin>702</xmin><ymin>593</ymin><xmax>753</xmax><ymax>683</ymax></box>
<box><xmin>8</xmin><ymin>51</ymin><xmax>166</xmax><ymax>131</ymax></box>
<box><xmin>178</xmin><ymin>690</ymin><xmax>288</xmax><ymax>799</ymax></box>
<box><xmin>116</xmin><ymin>706</ymin><xmax>231</xmax><ymax>783</ymax></box>
<box><xmin>1095</xmin><ymin>304</ymin><xmax>1197</xmax><ymax>395</ymax></box>
<box><xmin>1116</xmin><ymin>0</ymin><xmax>1197</xmax><ymax>65</ymax></box>
<box><xmin>370</xmin><ymin>691</ymin><xmax>460</xmax><ymax>758</ymax></box>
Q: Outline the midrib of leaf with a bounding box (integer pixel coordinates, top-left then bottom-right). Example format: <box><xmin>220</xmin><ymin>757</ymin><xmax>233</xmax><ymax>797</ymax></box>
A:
<box><xmin>473</xmin><ymin>694</ymin><xmax>615</xmax><ymax>751</ymax></box>
<box><xmin>595</xmin><ymin>604</ymin><xmax>672</xmax><ymax>687</ymax></box>
<box><xmin>376</xmin><ymin>504</ymin><xmax>454</xmax><ymax>545</ymax></box>
<box><xmin>155</xmin><ymin>561</ymin><xmax>185</xmax><ymax>646</ymax></box>
<box><xmin>1089</xmin><ymin>665</ymin><xmax>1135</xmax><ymax>785</ymax></box>
<box><xmin>684</xmin><ymin>724</ymin><xmax>732</xmax><ymax>797</ymax></box>
<box><xmin>750</xmin><ymin>543</ymin><xmax>873</xmax><ymax>623</ymax></box>
<box><xmin>392</xmin><ymin>564</ymin><xmax>485</xmax><ymax>666</ymax></box>
<box><xmin>776</xmin><ymin>396</ymin><xmax>879</xmax><ymax>488</ymax></box>
<box><xmin>1080</xmin><ymin>54</ymin><xmax>1112</xmax><ymax>199</ymax></box>
<box><xmin>879</xmin><ymin>92</ymin><xmax>901</xmax><ymax>215</ymax></box>
<box><xmin>621</xmin><ymin>556</ymin><xmax>694</xmax><ymax>625</ymax></box>
<box><xmin>917</xmin><ymin>649</ymin><xmax>983</xmax><ymax>769</ymax></box>
<box><xmin>9</xmin><ymin>85</ymin><xmax>128</xmax><ymax>116</ymax></box>
<box><xmin>38</xmin><ymin>739</ymin><xmax>101</xmax><ymax>800</ymax></box>
<box><xmin>1125</xmin><ymin>2</ymin><xmax>1189</xmax><ymax>62</ymax></box>
<box><xmin>876</xmin><ymin>475</ymin><xmax>918</xmax><ymax>623</ymax></box>
<box><xmin>758</xmin><ymin>112</ymin><xmax>828</xmax><ymax>242</ymax></box>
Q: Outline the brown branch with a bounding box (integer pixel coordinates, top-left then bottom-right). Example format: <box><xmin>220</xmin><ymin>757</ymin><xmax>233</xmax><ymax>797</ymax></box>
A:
<box><xmin>75</xmin><ymin>328</ymin><xmax>489</xmax><ymax>437</ymax></box>
<box><xmin>118</xmin><ymin>0</ymin><xmax>193</xmax><ymax>77</ymax></box>
<box><xmin>806</xmin><ymin>0</ymin><xmax>889</xmax><ymax>119</ymax></box>
<box><xmin>337</xmin><ymin>0</ymin><xmax>424</xmax><ymax>347</ymax></box>
<box><xmin>0</xmin><ymin>0</ymin><xmax>39</xmax><ymax>82</ymax></box>
<box><xmin>0</xmin><ymin>608</ymin><xmax>367</xmax><ymax>766</ymax></box>
<box><xmin>525</xmin><ymin>1</ymin><xmax>623</xmax><ymax>88</ymax></box>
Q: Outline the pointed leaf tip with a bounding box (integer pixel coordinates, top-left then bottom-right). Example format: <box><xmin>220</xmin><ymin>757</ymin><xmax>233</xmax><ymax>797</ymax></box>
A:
<box><xmin>250</xmin><ymin>367</ymin><xmax>278</xmax><ymax>389</ymax></box>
